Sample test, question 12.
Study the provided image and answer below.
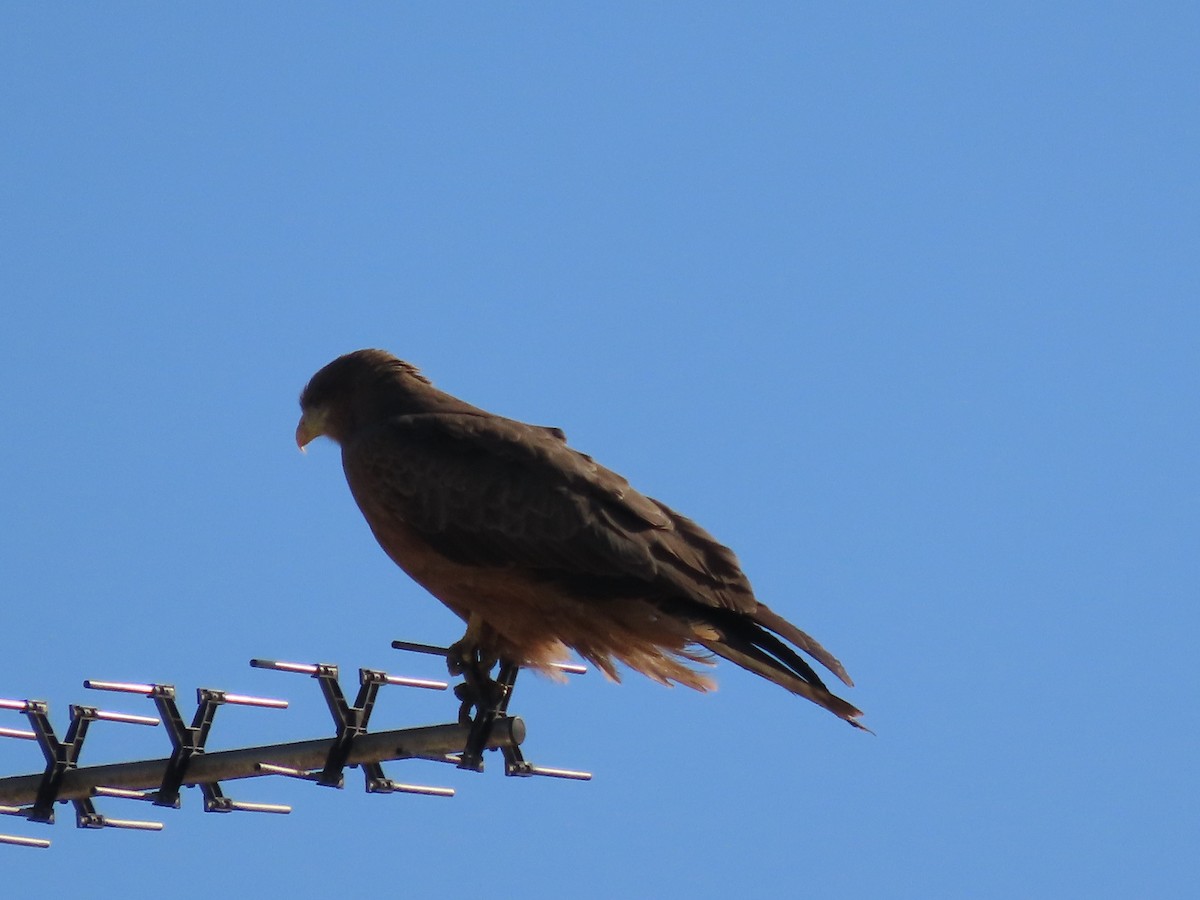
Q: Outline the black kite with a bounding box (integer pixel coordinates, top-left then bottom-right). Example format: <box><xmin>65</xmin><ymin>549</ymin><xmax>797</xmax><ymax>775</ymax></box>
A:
<box><xmin>297</xmin><ymin>349</ymin><xmax>864</xmax><ymax>728</ymax></box>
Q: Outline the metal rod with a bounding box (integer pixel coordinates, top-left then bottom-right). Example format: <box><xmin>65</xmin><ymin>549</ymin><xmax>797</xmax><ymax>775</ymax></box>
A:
<box><xmin>218</xmin><ymin>800</ymin><xmax>291</xmax><ymax>814</ymax></box>
<box><xmin>0</xmin><ymin>834</ymin><xmax>50</xmax><ymax>848</ymax></box>
<box><xmin>379</xmin><ymin>674</ymin><xmax>448</xmax><ymax>691</ymax></box>
<box><xmin>83</xmin><ymin>680</ymin><xmax>155</xmax><ymax>695</ymax></box>
<box><xmin>0</xmin><ymin>727</ymin><xmax>36</xmax><ymax>741</ymax></box>
<box><xmin>251</xmin><ymin>658</ymin><xmax>447</xmax><ymax>691</ymax></box>
<box><xmin>390</xmin><ymin>640</ymin><xmax>451</xmax><ymax>656</ymax></box>
<box><xmin>0</xmin><ymin>699</ymin><xmax>32</xmax><ymax>711</ymax></box>
<box><xmin>249</xmin><ymin>659</ymin><xmax>319</xmax><ymax>675</ymax></box>
<box><xmin>92</xmin><ymin>786</ymin><xmax>157</xmax><ymax>801</ymax></box>
<box><xmin>0</xmin><ymin>718</ymin><xmax>524</xmax><ymax>808</ymax></box>
<box><xmin>376</xmin><ymin>782</ymin><xmax>455</xmax><ymax>797</ymax></box>
<box><xmin>389</xmin><ymin>640</ymin><xmax>587</xmax><ymax>675</ymax></box>
<box><xmin>88</xmin><ymin>709</ymin><xmax>160</xmax><ymax>727</ymax></box>
<box><xmin>97</xmin><ymin>817</ymin><xmax>164</xmax><ymax>831</ymax></box>
<box><xmin>525</xmin><ymin>765</ymin><xmax>593</xmax><ymax>781</ymax></box>
<box><xmin>548</xmin><ymin>662</ymin><xmax>588</xmax><ymax>676</ymax></box>
<box><xmin>254</xmin><ymin>763</ymin><xmax>319</xmax><ymax>781</ymax></box>
<box><xmin>212</xmin><ymin>692</ymin><xmax>289</xmax><ymax>710</ymax></box>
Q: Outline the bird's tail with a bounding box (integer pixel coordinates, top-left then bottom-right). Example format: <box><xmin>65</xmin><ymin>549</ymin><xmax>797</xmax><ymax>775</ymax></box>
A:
<box><xmin>695</xmin><ymin>604</ymin><xmax>868</xmax><ymax>731</ymax></box>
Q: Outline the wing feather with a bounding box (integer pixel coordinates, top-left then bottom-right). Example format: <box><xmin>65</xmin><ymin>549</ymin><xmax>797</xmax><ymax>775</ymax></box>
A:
<box><xmin>343</xmin><ymin>414</ymin><xmax>662</xmax><ymax>577</ymax></box>
<box><xmin>341</xmin><ymin>413</ymin><xmax>754</xmax><ymax>611</ymax></box>
<box><xmin>343</xmin><ymin>411</ymin><xmax>856</xmax><ymax>693</ymax></box>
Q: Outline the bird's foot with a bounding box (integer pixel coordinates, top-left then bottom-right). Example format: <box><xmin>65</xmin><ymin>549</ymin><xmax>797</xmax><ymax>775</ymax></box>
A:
<box><xmin>445</xmin><ymin>636</ymin><xmax>491</xmax><ymax>677</ymax></box>
<box><xmin>448</xmin><ymin>644</ymin><xmax>504</xmax><ymax>726</ymax></box>
<box><xmin>453</xmin><ymin>657</ymin><xmax>522</xmax><ymax>772</ymax></box>
<box><xmin>446</xmin><ymin>616</ymin><xmax>498</xmax><ymax>676</ymax></box>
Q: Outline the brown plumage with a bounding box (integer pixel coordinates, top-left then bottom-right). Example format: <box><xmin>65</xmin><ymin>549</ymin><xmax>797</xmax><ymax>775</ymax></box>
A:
<box><xmin>296</xmin><ymin>349</ymin><xmax>865</xmax><ymax>728</ymax></box>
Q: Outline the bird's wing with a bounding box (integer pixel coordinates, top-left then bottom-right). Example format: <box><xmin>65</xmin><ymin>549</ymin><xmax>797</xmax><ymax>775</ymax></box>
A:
<box><xmin>343</xmin><ymin>411</ymin><xmax>856</xmax><ymax>696</ymax></box>
<box><xmin>341</xmin><ymin>412</ymin><xmax>753</xmax><ymax>608</ymax></box>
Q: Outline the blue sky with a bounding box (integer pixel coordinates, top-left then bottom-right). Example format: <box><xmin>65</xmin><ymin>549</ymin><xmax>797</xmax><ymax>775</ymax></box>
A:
<box><xmin>1</xmin><ymin>4</ymin><xmax>1196</xmax><ymax>897</ymax></box>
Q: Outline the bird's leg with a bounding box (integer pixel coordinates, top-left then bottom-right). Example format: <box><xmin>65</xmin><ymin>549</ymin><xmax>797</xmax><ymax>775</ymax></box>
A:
<box><xmin>448</xmin><ymin>615</ymin><xmax>502</xmax><ymax>725</ymax></box>
<box><xmin>447</xmin><ymin>616</ymin><xmax>522</xmax><ymax>770</ymax></box>
<box><xmin>446</xmin><ymin>613</ymin><xmax>493</xmax><ymax>674</ymax></box>
<box><xmin>453</xmin><ymin>654</ymin><xmax>503</xmax><ymax>727</ymax></box>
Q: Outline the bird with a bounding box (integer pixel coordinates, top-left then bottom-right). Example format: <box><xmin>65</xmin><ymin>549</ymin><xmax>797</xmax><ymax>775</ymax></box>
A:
<box><xmin>296</xmin><ymin>349</ymin><xmax>865</xmax><ymax>729</ymax></box>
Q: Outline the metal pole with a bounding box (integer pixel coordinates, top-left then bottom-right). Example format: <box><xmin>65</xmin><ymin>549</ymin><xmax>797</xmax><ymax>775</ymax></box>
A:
<box><xmin>0</xmin><ymin>718</ymin><xmax>524</xmax><ymax>808</ymax></box>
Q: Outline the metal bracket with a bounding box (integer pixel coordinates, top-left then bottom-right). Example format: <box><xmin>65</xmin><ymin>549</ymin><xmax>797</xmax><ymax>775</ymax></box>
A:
<box><xmin>390</xmin><ymin>640</ymin><xmax>592</xmax><ymax>781</ymax></box>
<box><xmin>83</xmin><ymin>680</ymin><xmax>289</xmax><ymax>815</ymax></box>
<box><xmin>1</xmin><ymin>696</ymin><xmax>161</xmax><ymax>833</ymax></box>
<box><xmin>250</xmin><ymin>659</ymin><xmax>454</xmax><ymax>797</ymax></box>
<box><xmin>1</xmin><ymin>639</ymin><xmax>589</xmax><ymax>848</ymax></box>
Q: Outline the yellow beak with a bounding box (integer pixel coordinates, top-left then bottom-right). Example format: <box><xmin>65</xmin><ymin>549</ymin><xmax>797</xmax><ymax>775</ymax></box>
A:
<box><xmin>295</xmin><ymin>411</ymin><xmax>322</xmax><ymax>451</ymax></box>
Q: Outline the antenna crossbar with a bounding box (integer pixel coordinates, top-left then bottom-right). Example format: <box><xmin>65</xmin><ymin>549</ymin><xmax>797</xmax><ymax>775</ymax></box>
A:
<box><xmin>0</xmin><ymin>719</ymin><xmax>523</xmax><ymax>809</ymax></box>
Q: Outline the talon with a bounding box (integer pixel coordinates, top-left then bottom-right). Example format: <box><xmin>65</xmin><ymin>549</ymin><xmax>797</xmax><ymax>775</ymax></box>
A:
<box><xmin>457</xmin><ymin>695</ymin><xmax>475</xmax><ymax>727</ymax></box>
<box><xmin>446</xmin><ymin>636</ymin><xmax>479</xmax><ymax>678</ymax></box>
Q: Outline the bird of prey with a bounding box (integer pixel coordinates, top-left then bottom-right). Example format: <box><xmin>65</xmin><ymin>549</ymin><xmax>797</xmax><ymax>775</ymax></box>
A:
<box><xmin>296</xmin><ymin>349</ymin><xmax>864</xmax><ymax>728</ymax></box>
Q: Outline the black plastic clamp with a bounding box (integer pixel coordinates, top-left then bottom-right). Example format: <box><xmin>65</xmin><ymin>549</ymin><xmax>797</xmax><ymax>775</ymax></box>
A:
<box><xmin>250</xmin><ymin>659</ymin><xmax>453</xmax><ymax>797</ymax></box>
<box><xmin>83</xmin><ymin>680</ymin><xmax>290</xmax><ymax>815</ymax></box>
<box><xmin>389</xmin><ymin>640</ymin><xmax>592</xmax><ymax>781</ymax></box>
<box><xmin>1</xmin><ymin>696</ymin><xmax>162</xmax><ymax>831</ymax></box>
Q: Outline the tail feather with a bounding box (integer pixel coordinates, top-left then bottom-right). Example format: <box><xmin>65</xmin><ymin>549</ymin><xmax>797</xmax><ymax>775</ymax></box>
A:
<box><xmin>752</xmin><ymin>604</ymin><xmax>855</xmax><ymax>688</ymax></box>
<box><xmin>696</xmin><ymin>634</ymin><xmax>867</xmax><ymax>730</ymax></box>
<box><xmin>688</xmin><ymin>602</ymin><xmax>867</xmax><ymax>730</ymax></box>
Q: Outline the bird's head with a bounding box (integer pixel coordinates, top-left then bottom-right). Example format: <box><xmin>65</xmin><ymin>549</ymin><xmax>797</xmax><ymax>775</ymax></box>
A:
<box><xmin>296</xmin><ymin>349</ymin><xmax>435</xmax><ymax>450</ymax></box>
